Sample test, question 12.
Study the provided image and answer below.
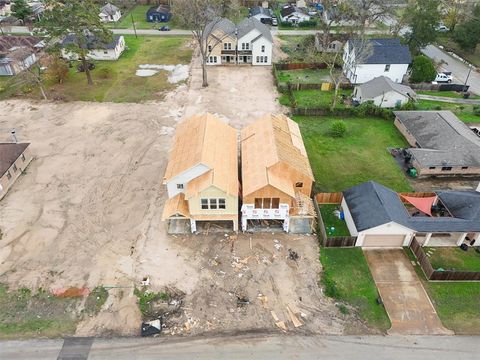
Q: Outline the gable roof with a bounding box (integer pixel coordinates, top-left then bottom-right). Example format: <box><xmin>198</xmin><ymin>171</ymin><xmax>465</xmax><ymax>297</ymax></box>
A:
<box><xmin>163</xmin><ymin>113</ymin><xmax>238</xmax><ymax>197</ymax></box>
<box><xmin>205</xmin><ymin>17</ymin><xmax>236</xmax><ymax>39</ymax></box>
<box><xmin>348</xmin><ymin>38</ymin><xmax>412</xmax><ymax>65</ymax></box>
<box><xmin>358</xmin><ymin>76</ymin><xmax>416</xmax><ymax>99</ymax></box>
<box><xmin>61</xmin><ymin>34</ymin><xmax>122</xmax><ymax>50</ymax></box>
<box><xmin>0</xmin><ymin>142</ymin><xmax>29</xmax><ymax>178</ymax></box>
<box><xmin>241</xmin><ymin>114</ymin><xmax>314</xmax><ymax>198</ymax></box>
<box><xmin>148</xmin><ymin>4</ymin><xmax>171</xmax><ymax>14</ymax></box>
<box><xmin>237</xmin><ymin>17</ymin><xmax>272</xmax><ymax>42</ymax></box>
<box><xmin>249</xmin><ymin>6</ymin><xmax>272</xmax><ymax>17</ymax></box>
<box><xmin>343</xmin><ymin>181</ymin><xmax>480</xmax><ymax>232</ymax></box>
<box><xmin>393</xmin><ymin>111</ymin><xmax>480</xmax><ymax>168</ymax></box>
<box><xmin>0</xmin><ymin>35</ymin><xmax>43</xmax><ymax>52</ymax></box>
<box><xmin>100</xmin><ymin>3</ymin><xmax>119</xmax><ymax>16</ymax></box>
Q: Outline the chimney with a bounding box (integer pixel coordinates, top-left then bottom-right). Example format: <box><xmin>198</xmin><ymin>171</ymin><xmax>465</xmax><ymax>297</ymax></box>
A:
<box><xmin>11</xmin><ymin>129</ymin><xmax>17</xmax><ymax>143</ymax></box>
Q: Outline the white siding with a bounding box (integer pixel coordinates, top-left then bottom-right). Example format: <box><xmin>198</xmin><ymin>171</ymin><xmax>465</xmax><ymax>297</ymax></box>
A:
<box><xmin>61</xmin><ymin>36</ymin><xmax>125</xmax><ymax>61</ymax></box>
<box><xmin>165</xmin><ymin>164</ymin><xmax>211</xmax><ymax>198</ymax></box>
<box><xmin>341</xmin><ymin>198</ymin><xmax>358</xmax><ymax>236</ymax></box>
<box><xmin>360</xmin><ymin>90</ymin><xmax>409</xmax><ymax>108</ymax></box>
<box><xmin>345</xmin><ymin>63</ymin><xmax>409</xmax><ymax>84</ymax></box>
<box><xmin>251</xmin><ymin>37</ymin><xmax>272</xmax><ymax>65</ymax></box>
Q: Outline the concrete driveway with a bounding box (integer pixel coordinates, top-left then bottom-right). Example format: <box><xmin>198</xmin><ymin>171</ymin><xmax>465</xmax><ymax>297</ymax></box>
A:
<box><xmin>364</xmin><ymin>249</ymin><xmax>453</xmax><ymax>335</ymax></box>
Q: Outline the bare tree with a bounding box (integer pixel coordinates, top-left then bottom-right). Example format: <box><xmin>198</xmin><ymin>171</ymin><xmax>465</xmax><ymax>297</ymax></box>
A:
<box><xmin>342</xmin><ymin>0</ymin><xmax>395</xmax><ymax>34</ymax></box>
<box><xmin>11</xmin><ymin>50</ymin><xmax>48</xmax><ymax>100</ymax></box>
<box><xmin>173</xmin><ymin>0</ymin><xmax>229</xmax><ymax>87</ymax></box>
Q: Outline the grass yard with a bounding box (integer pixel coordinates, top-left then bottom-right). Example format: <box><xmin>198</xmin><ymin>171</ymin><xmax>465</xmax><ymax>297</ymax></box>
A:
<box><xmin>320</xmin><ymin>248</ymin><xmax>391</xmax><ymax>332</ymax></box>
<box><xmin>436</xmin><ymin>36</ymin><xmax>480</xmax><ymax>68</ymax></box>
<box><xmin>0</xmin><ymin>284</ymin><xmax>107</xmax><ymax>339</ymax></box>
<box><xmin>276</xmin><ymin>68</ymin><xmax>331</xmax><ymax>84</ymax></box>
<box><xmin>417</xmin><ymin>90</ymin><xmax>480</xmax><ymax>100</ymax></box>
<box><xmin>291</xmin><ymin>89</ymin><xmax>352</xmax><ymax>109</ymax></box>
<box><xmin>115</xmin><ymin>5</ymin><xmax>175</xmax><ymax>30</ymax></box>
<box><xmin>1</xmin><ymin>36</ymin><xmax>192</xmax><ymax>103</ymax></box>
<box><xmin>319</xmin><ymin>204</ymin><xmax>350</xmax><ymax>236</ymax></box>
<box><xmin>294</xmin><ymin>116</ymin><xmax>412</xmax><ymax>193</ymax></box>
<box><xmin>425</xmin><ymin>247</ymin><xmax>480</xmax><ymax>272</ymax></box>
<box><xmin>416</xmin><ymin>99</ymin><xmax>480</xmax><ymax>123</ymax></box>
<box><xmin>405</xmin><ymin>249</ymin><xmax>480</xmax><ymax>334</ymax></box>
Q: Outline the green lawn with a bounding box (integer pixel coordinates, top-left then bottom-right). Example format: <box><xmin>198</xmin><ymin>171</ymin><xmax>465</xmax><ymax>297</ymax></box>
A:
<box><xmin>405</xmin><ymin>249</ymin><xmax>480</xmax><ymax>334</ymax></box>
<box><xmin>320</xmin><ymin>248</ymin><xmax>391</xmax><ymax>332</ymax></box>
<box><xmin>276</xmin><ymin>69</ymin><xmax>331</xmax><ymax>84</ymax></box>
<box><xmin>436</xmin><ymin>36</ymin><xmax>480</xmax><ymax>68</ymax></box>
<box><xmin>417</xmin><ymin>90</ymin><xmax>480</xmax><ymax>100</ymax></box>
<box><xmin>416</xmin><ymin>99</ymin><xmax>480</xmax><ymax>123</ymax></box>
<box><xmin>319</xmin><ymin>204</ymin><xmax>350</xmax><ymax>236</ymax></box>
<box><xmin>291</xmin><ymin>89</ymin><xmax>352</xmax><ymax>109</ymax></box>
<box><xmin>294</xmin><ymin>116</ymin><xmax>413</xmax><ymax>192</ymax></box>
<box><xmin>425</xmin><ymin>247</ymin><xmax>480</xmax><ymax>271</ymax></box>
<box><xmin>1</xmin><ymin>36</ymin><xmax>192</xmax><ymax>103</ymax></box>
<box><xmin>115</xmin><ymin>5</ymin><xmax>175</xmax><ymax>30</ymax></box>
<box><xmin>0</xmin><ymin>284</ymin><xmax>107</xmax><ymax>339</ymax></box>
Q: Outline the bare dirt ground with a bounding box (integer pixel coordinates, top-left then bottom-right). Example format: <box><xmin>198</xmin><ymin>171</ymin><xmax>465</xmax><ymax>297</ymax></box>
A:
<box><xmin>0</xmin><ymin>53</ymin><xmax>361</xmax><ymax>337</ymax></box>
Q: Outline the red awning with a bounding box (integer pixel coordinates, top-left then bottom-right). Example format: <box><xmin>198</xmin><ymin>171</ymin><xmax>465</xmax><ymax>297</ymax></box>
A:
<box><xmin>400</xmin><ymin>195</ymin><xmax>437</xmax><ymax>217</ymax></box>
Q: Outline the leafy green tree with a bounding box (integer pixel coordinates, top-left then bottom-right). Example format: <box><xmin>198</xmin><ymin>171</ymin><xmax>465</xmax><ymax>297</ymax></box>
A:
<box><xmin>410</xmin><ymin>55</ymin><xmax>436</xmax><ymax>83</ymax></box>
<box><xmin>11</xmin><ymin>0</ymin><xmax>33</xmax><ymax>24</ymax></box>
<box><xmin>453</xmin><ymin>5</ymin><xmax>480</xmax><ymax>53</ymax></box>
<box><xmin>403</xmin><ymin>0</ymin><xmax>441</xmax><ymax>53</ymax></box>
<box><xmin>38</xmin><ymin>0</ymin><xmax>113</xmax><ymax>86</ymax></box>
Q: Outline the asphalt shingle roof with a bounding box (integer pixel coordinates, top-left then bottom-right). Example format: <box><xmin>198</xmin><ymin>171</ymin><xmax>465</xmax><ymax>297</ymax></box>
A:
<box><xmin>61</xmin><ymin>34</ymin><xmax>121</xmax><ymax>50</ymax></box>
<box><xmin>343</xmin><ymin>181</ymin><xmax>480</xmax><ymax>233</ymax></box>
<box><xmin>358</xmin><ymin>76</ymin><xmax>416</xmax><ymax>99</ymax></box>
<box><xmin>348</xmin><ymin>38</ymin><xmax>412</xmax><ymax>65</ymax></box>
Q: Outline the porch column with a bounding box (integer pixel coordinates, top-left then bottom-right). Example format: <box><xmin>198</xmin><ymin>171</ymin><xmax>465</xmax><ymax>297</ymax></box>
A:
<box><xmin>423</xmin><ymin>233</ymin><xmax>433</xmax><ymax>246</ymax></box>
<box><xmin>190</xmin><ymin>219</ymin><xmax>196</xmax><ymax>233</ymax></box>
<box><xmin>474</xmin><ymin>233</ymin><xmax>480</xmax><ymax>246</ymax></box>
<box><xmin>456</xmin><ymin>233</ymin><xmax>468</xmax><ymax>246</ymax></box>
<box><xmin>241</xmin><ymin>216</ymin><xmax>247</xmax><ymax>232</ymax></box>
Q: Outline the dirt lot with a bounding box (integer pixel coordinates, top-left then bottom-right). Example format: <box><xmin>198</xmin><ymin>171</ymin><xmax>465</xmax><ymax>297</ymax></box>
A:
<box><xmin>0</xmin><ymin>55</ymin><xmax>361</xmax><ymax>337</ymax></box>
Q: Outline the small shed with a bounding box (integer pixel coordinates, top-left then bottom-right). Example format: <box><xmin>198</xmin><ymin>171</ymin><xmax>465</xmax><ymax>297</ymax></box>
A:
<box><xmin>354</xmin><ymin>76</ymin><xmax>416</xmax><ymax>108</ymax></box>
<box><xmin>146</xmin><ymin>5</ymin><xmax>172</xmax><ymax>23</ymax></box>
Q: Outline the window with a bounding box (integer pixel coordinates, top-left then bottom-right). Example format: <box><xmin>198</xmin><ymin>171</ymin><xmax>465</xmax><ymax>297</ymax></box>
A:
<box><xmin>254</xmin><ymin>198</ymin><xmax>262</xmax><ymax>208</ymax></box>
<box><xmin>429</xmin><ymin>166</ymin><xmax>436</xmax><ymax>170</ymax></box>
<box><xmin>384</xmin><ymin>64</ymin><xmax>391</xmax><ymax>72</ymax></box>
<box><xmin>256</xmin><ymin>56</ymin><xmax>259</xmax><ymax>63</ymax></box>
<box><xmin>208</xmin><ymin>45</ymin><xmax>212</xmax><ymax>52</ymax></box>
<box><xmin>176</xmin><ymin>184</ymin><xmax>183</xmax><ymax>189</ymax></box>
<box><xmin>6</xmin><ymin>171</ymin><xmax>11</xmax><ymax>180</ymax></box>
<box><xmin>201</xmin><ymin>199</ymin><xmax>209</xmax><ymax>209</ymax></box>
<box><xmin>245</xmin><ymin>43</ymin><xmax>249</xmax><ymax>50</ymax></box>
<box><xmin>263</xmin><ymin>198</ymin><xmax>271</xmax><ymax>209</ymax></box>
<box><xmin>462</xmin><ymin>166</ymin><xmax>469</xmax><ymax>170</ymax></box>
<box><xmin>271</xmin><ymin>198</ymin><xmax>280</xmax><ymax>209</ymax></box>
<box><xmin>261</xmin><ymin>45</ymin><xmax>265</xmax><ymax>52</ymax></box>
<box><xmin>264</xmin><ymin>56</ymin><xmax>268</xmax><ymax>63</ymax></box>
<box><xmin>295</xmin><ymin>182</ymin><xmax>303</xmax><ymax>188</ymax></box>
<box><xmin>21</xmin><ymin>154</ymin><xmax>25</xmax><ymax>162</ymax></box>
<box><xmin>209</xmin><ymin>198</ymin><xmax>218</xmax><ymax>209</ymax></box>
<box><xmin>104</xmin><ymin>50</ymin><xmax>108</xmax><ymax>54</ymax></box>
<box><xmin>224</xmin><ymin>43</ymin><xmax>231</xmax><ymax>50</ymax></box>
<box><xmin>219</xmin><ymin>198</ymin><xmax>226</xmax><ymax>209</ymax></box>
<box><xmin>441</xmin><ymin>166</ymin><xmax>452</xmax><ymax>171</ymax></box>
<box><xmin>13</xmin><ymin>164</ymin><xmax>17</xmax><ymax>172</ymax></box>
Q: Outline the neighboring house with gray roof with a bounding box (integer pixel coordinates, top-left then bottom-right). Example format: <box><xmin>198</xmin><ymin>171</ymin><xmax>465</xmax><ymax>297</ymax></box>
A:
<box><xmin>249</xmin><ymin>6</ymin><xmax>273</xmax><ymax>25</ymax></box>
<box><xmin>343</xmin><ymin>38</ymin><xmax>412</xmax><ymax>84</ymax></box>
<box><xmin>0</xmin><ymin>35</ymin><xmax>44</xmax><ymax>76</ymax></box>
<box><xmin>0</xmin><ymin>142</ymin><xmax>33</xmax><ymax>200</ymax></box>
<box><xmin>354</xmin><ymin>76</ymin><xmax>416</xmax><ymax>108</ymax></box>
<box><xmin>341</xmin><ymin>181</ymin><xmax>480</xmax><ymax>247</ymax></box>
<box><xmin>99</xmin><ymin>3</ymin><xmax>121</xmax><ymax>23</ymax></box>
<box><xmin>205</xmin><ymin>17</ymin><xmax>272</xmax><ymax>66</ymax></box>
<box><xmin>60</xmin><ymin>34</ymin><xmax>125</xmax><ymax>61</ymax></box>
<box><xmin>393</xmin><ymin>111</ymin><xmax>480</xmax><ymax>176</ymax></box>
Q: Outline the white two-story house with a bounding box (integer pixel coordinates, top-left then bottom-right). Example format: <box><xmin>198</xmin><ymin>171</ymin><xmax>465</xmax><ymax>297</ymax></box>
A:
<box><xmin>343</xmin><ymin>38</ymin><xmax>412</xmax><ymax>84</ymax></box>
<box><xmin>205</xmin><ymin>17</ymin><xmax>272</xmax><ymax>66</ymax></box>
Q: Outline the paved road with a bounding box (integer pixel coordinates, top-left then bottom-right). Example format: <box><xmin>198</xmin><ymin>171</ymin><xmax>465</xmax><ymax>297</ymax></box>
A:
<box><xmin>422</xmin><ymin>45</ymin><xmax>480</xmax><ymax>95</ymax></box>
<box><xmin>1</xmin><ymin>335</ymin><xmax>480</xmax><ymax>360</ymax></box>
<box><xmin>417</xmin><ymin>94</ymin><xmax>480</xmax><ymax>104</ymax></box>
<box><xmin>364</xmin><ymin>250</ymin><xmax>452</xmax><ymax>335</ymax></box>
<box><xmin>2</xmin><ymin>25</ymin><xmax>385</xmax><ymax>37</ymax></box>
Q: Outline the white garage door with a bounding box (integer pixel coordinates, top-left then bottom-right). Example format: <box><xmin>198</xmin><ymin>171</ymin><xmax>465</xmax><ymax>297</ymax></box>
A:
<box><xmin>362</xmin><ymin>234</ymin><xmax>406</xmax><ymax>247</ymax></box>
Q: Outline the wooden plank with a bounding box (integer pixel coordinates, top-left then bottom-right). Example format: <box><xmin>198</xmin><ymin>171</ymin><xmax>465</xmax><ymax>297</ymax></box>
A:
<box><xmin>286</xmin><ymin>305</ymin><xmax>303</xmax><ymax>328</ymax></box>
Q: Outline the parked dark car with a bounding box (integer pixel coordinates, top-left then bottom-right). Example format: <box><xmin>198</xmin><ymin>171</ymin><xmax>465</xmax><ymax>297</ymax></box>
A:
<box><xmin>159</xmin><ymin>26</ymin><xmax>170</xmax><ymax>31</ymax></box>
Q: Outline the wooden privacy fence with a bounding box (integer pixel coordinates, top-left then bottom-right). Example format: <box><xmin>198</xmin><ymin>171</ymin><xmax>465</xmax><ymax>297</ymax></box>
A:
<box><xmin>316</xmin><ymin>192</ymin><xmax>343</xmax><ymax>204</ymax></box>
<box><xmin>325</xmin><ymin>236</ymin><xmax>357</xmax><ymax>247</ymax></box>
<box><xmin>312</xmin><ymin>196</ymin><xmax>328</xmax><ymax>246</ymax></box>
<box><xmin>410</xmin><ymin>238</ymin><xmax>480</xmax><ymax>281</ymax></box>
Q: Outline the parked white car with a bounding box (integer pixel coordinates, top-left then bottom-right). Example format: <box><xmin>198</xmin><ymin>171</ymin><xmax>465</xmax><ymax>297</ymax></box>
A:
<box><xmin>436</xmin><ymin>24</ymin><xmax>450</xmax><ymax>32</ymax></box>
<box><xmin>434</xmin><ymin>72</ymin><xmax>453</xmax><ymax>83</ymax></box>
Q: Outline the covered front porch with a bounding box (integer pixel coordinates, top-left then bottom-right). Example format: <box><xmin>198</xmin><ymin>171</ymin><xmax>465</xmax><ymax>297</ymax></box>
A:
<box><xmin>416</xmin><ymin>232</ymin><xmax>480</xmax><ymax>247</ymax></box>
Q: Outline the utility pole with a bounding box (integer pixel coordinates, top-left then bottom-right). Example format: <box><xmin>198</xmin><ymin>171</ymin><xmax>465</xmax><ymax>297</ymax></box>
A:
<box><xmin>131</xmin><ymin>13</ymin><xmax>137</xmax><ymax>39</ymax></box>
<box><xmin>463</xmin><ymin>64</ymin><xmax>472</xmax><ymax>93</ymax></box>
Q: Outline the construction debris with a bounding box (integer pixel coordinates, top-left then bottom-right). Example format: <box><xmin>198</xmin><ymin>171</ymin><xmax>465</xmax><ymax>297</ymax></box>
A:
<box><xmin>286</xmin><ymin>305</ymin><xmax>303</xmax><ymax>328</ymax></box>
<box><xmin>273</xmin><ymin>239</ymin><xmax>283</xmax><ymax>251</ymax></box>
<box><xmin>288</xmin><ymin>249</ymin><xmax>299</xmax><ymax>261</ymax></box>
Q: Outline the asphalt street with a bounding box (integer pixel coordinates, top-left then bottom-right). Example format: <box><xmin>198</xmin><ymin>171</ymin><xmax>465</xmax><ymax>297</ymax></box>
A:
<box><xmin>1</xmin><ymin>335</ymin><xmax>479</xmax><ymax>360</ymax></box>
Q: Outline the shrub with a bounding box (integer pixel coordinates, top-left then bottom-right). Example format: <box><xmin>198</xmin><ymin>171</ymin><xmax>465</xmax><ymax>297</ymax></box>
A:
<box><xmin>410</xmin><ymin>55</ymin><xmax>436</xmax><ymax>83</ymax></box>
<box><xmin>434</xmin><ymin>105</ymin><xmax>442</xmax><ymax>110</ymax></box>
<box><xmin>473</xmin><ymin>105</ymin><xmax>480</xmax><ymax>116</ymax></box>
<box><xmin>45</xmin><ymin>57</ymin><xmax>69</xmax><ymax>84</ymax></box>
<box><xmin>330</xmin><ymin>120</ymin><xmax>347</xmax><ymax>137</ymax></box>
<box><xmin>322</xmin><ymin>275</ymin><xmax>339</xmax><ymax>298</ymax></box>
<box><xmin>400</xmin><ymin>101</ymin><xmax>418</xmax><ymax>110</ymax></box>
<box><xmin>280</xmin><ymin>21</ymin><xmax>293</xmax><ymax>28</ymax></box>
<box><xmin>298</xmin><ymin>20</ymin><xmax>317</xmax><ymax>28</ymax></box>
